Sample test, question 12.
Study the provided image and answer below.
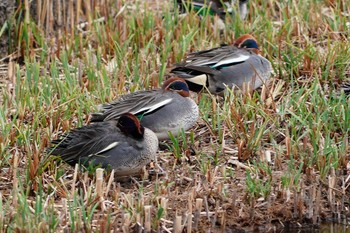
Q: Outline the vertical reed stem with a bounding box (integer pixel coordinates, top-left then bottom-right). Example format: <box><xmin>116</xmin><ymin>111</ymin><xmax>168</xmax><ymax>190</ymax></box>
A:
<box><xmin>76</xmin><ymin>0</ymin><xmax>81</xmax><ymax>25</ymax></box>
<box><xmin>194</xmin><ymin>198</ymin><xmax>203</xmax><ymax>230</ymax></box>
<box><xmin>187</xmin><ymin>193</ymin><xmax>193</xmax><ymax>233</ymax></box>
<box><xmin>37</xmin><ymin>0</ymin><xmax>42</xmax><ymax>27</ymax></box>
<box><xmin>24</xmin><ymin>0</ymin><xmax>30</xmax><ymax>24</ymax></box>
<box><xmin>71</xmin><ymin>164</ymin><xmax>79</xmax><ymax>198</ymax></box>
<box><xmin>45</xmin><ymin>0</ymin><xmax>50</xmax><ymax>35</ymax></box>
<box><xmin>69</xmin><ymin>0</ymin><xmax>74</xmax><ymax>35</ymax></box>
<box><xmin>96</xmin><ymin>168</ymin><xmax>104</xmax><ymax>198</ymax></box>
<box><xmin>173</xmin><ymin>215</ymin><xmax>182</xmax><ymax>233</ymax></box>
<box><xmin>84</xmin><ymin>0</ymin><xmax>92</xmax><ymax>30</ymax></box>
<box><xmin>161</xmin><ymin>197</ymin><xmax>167</xmax><ymax>218</ymax></box>
<box><xmin>12</xmin><ymin>152</ymin><xmax>19</xmax><ymax>208</ymax></box>
<box><xmin>144</xmin><ymin>205</ymin><xmax>152</xmax><ymax>232</ymax></box>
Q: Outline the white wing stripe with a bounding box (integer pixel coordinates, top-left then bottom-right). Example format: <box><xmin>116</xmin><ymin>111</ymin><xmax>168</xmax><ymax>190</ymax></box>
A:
<box><xmin>92</xmin><ymin>142</ymin><xmax>119</xmax><ymax>157</ymax></box>
<box><xmin>212</xmin><ymin>54</ymin><xmax>250</xmax><ymax>68</ymax></box>
<box><xmin>134</xmin><ymin>98</ymin><xmax>173</xmax><ymax>115</ymax></box>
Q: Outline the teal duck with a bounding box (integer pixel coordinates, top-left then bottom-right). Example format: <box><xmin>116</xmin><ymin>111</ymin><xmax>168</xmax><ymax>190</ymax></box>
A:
<box><xmin>49</xmin><ymin>113</ymin><xmax>159</xmax><ymax>176</ymax></box>
<box><xmin>176</xmin><ymin>0</ymin><xmax>249</xmax><ymax>20</ymax></box>
<box><xmin>170</xmin><ymin>34</ymin><xmax>272</xmax><ymax>95</ymax></box>
<box><xmin>91</xmin><ymin>77</ymin><xmax>199</xmax><ymax>140</ymax></box>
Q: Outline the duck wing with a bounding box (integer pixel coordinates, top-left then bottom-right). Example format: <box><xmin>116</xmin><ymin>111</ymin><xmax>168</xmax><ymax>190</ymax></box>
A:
<box><xmin>171</xmin><ymin>45</ymin><xmax>251</xmax><ymax>77</ymax></box>
<box><xmin>91</xmin><ymin>89</ymin><xmax>174</xmax><ymax>122</ymax></box>
<box><xmin>48</xmin><ymin>121</ymin><xmax>118</xmax><ymax>163</ymax></box>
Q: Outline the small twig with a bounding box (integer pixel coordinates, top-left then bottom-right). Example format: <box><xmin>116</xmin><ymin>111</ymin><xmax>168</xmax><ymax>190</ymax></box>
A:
<box><xmin>160</xmin><ymin>218</ymin><xmax>173</xmax><ymax>224</ymax></box>
<box><xmin>161</xmin><ymin>225</ymin><xmax>172</xmax><ymax>233</ymax></box>
<box><xmin>105</xmin><ymin>169</ymin><xmax>115</xmax><ymax>197</ymax></box>
<box><xmin>228</xmin><ymin>159</ymin><xmax>252</xmax><ymax>171</ymax></box>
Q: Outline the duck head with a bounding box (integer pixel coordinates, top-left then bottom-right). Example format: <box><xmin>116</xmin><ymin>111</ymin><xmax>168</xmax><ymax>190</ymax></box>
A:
<box><xmin>234</xmin><ymin>34</ymin><xmax>260</xmax><ymax>54</ymax></box>
<box><xmin>117</xmin><ymin>113</ymin><xmax>144</xmax><ymax>139</ymax></box>
<box><xmin>162</xmin><ymin>77</ymin><xmax>190</xmax><ymax>97</ymax></box>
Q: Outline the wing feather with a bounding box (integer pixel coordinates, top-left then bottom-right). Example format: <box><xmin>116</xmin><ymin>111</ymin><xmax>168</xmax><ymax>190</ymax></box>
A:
<box><xmin>91</xmin><ymin>89</ymin><xmax>173</xmax><ymax>122</ymax></box>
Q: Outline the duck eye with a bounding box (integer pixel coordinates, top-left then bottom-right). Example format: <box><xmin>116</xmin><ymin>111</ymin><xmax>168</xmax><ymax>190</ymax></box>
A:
<box><xmin>117</xmin><ymin>121</ymin><xmax>124</xmax><ymax>128</ymax></box>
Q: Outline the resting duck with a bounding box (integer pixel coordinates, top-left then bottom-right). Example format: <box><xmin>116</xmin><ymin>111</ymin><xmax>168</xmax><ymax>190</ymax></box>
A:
<box><xmin>176</xmin><ymin>0</ymin><xmax>249</xmax><ymax>20</ymax></box>
<box><xmin>170</xmin><ymin>34</ymin><xmax>272</xmax><ymax>95</ymax></box>
<box><xmin>48</xmin><ymin>113</ymin><xmax>159</xmax><ymax>176</ymax></box>
<box><xmin>90</xmin><ymin>77</ymin><xmax>199</xmax><ymax>140</ymax></box>
<box><xmin>341</xmin><ymin>82</ymin><xmax>350</xmax><ymax>96</ymax></box>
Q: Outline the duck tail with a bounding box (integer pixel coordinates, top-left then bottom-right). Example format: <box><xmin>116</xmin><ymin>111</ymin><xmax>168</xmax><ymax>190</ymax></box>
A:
<box><xmin>90</xmin><ymin>113</ymin><xmax>106</xmax><ymax>122</ymax></box>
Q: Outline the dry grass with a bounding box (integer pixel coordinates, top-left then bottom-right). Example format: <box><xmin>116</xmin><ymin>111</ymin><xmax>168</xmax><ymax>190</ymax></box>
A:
<box><xmin>0</xmin><ymin>0</ymin><xmax>349</xmax><ymax>231</ymax></box>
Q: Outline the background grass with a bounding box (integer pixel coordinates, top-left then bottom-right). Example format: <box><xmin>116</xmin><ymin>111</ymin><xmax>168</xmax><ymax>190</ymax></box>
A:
<box><xmin>0</xmin><ymin>0</ymin><xmax>349</xmax><ymax>231</ymax></box>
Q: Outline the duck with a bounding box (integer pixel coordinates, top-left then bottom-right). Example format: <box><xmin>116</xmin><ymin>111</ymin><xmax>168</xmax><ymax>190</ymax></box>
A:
<box><xmin>341</xmin><ymin>82</ymin><xmax>350</xmax><ymax>96</ymax></box>
<box><xmin>170</xmin><ymin>34</ymin><xmax>272</xmax><ymax>95</ymax></box>
<box><xmin>90</xmin><ymin>77</ymin><xmax>199</xmax><ymax>140</ymax></box>
<box><xmin>48</xmin><ymin>113</ymin><xmax>159</xmax><ymax>176</ymax></box>
<box><xmin>176</xmin><ymin>0</ymin><xmax>249</xmax><ymax>20</ymax></box>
